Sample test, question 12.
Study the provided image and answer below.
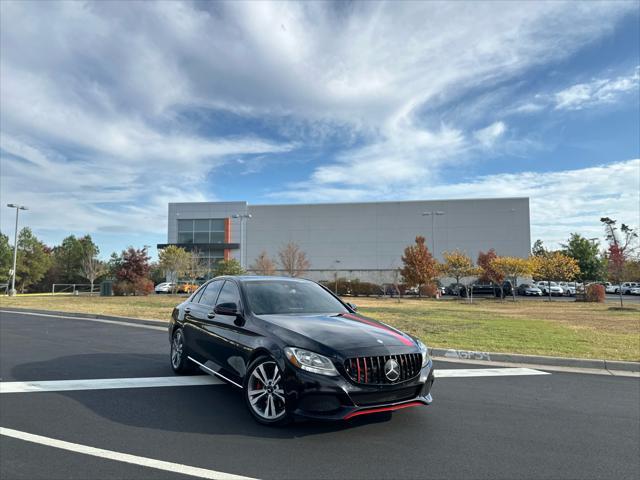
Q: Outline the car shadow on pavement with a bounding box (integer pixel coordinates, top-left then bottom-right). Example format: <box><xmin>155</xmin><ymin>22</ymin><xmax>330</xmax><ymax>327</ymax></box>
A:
<box><xmin>10</xmin><ymin>353</ymin><xmax>395</xmax><ymax>439</ymax></box>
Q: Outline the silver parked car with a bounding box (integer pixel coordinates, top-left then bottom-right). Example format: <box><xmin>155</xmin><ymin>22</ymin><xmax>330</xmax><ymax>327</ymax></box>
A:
<box><xmin>535</xmin><ymin>281</ymin><xmax>564</xmax><ymax>296</ymax></box>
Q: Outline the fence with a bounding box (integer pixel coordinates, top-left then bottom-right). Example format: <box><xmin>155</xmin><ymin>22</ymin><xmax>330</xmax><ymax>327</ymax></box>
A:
<box><xmin>51</xmin><ymin>283</ymin><xmax>100</xmax><ymax>295</ymax></box>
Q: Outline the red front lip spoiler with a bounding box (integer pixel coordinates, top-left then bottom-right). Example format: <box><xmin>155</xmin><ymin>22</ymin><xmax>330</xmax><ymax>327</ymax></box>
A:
<box><xmin>343</xmin><ymin>401</ymin><xmax>425</xmax><ymax>420</ymax></box>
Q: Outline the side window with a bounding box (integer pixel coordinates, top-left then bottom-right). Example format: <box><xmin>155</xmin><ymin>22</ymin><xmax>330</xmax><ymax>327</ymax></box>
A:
<box><xmin>216</xmin><ymin>281</ymin><xmax>241</xmax><ymax>307</ymax></box>
<box><xmin>198</xmin><ymin>281</ymin><xmax>224</xmax><ymax>306</ymax></box>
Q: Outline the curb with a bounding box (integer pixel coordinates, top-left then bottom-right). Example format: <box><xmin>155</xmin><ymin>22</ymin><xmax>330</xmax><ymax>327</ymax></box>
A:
<box><xmin>429</xmin><ymin>348</ymin><xmax>640</xmax><ymax>373</ymax></box>
<box><xmin>0</xmin><ymin>307</ymin><xmax>167</xmax><ymax>328</ymax></box>
<box><xmin>2</xmin><ymin>307</ymin><xmax>638</xmax><ymax>373</ymax></box>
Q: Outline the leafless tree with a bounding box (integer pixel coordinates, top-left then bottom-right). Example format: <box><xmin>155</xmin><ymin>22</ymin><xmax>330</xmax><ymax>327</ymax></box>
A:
<box><xmin>80</xmin><ymin>252</ymin><xmax>106</xmax><ymax>295</ymax></box>
<box><xmin>250</xmin><ymin>251</ymin><xmax>277</xmax><ymax>276</ymax></box>
<box><xmin>278</xmin><ymin>243</ymin><xmax>310</xmax><ymax>277</ymax></box>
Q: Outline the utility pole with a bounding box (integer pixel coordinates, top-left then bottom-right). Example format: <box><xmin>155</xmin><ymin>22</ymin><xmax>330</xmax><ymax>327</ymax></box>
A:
<box><xmin>7</xmin><ymin>204</ymin><xmax>28</xmax><ymax>296</ymax></box>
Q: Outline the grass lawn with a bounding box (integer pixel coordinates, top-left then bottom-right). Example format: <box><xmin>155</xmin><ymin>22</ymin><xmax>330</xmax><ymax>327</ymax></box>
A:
<box><xmin>1</xmin><ymin>294</ymin><xmax>639</xmax><ymax>361</ymax></box>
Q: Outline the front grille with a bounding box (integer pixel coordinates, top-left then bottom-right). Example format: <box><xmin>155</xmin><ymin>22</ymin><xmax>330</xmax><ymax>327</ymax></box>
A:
<box><xmin>344</xmin><ymin>353</ymin><xmax>422</xmax><ymax>384</ymax></box>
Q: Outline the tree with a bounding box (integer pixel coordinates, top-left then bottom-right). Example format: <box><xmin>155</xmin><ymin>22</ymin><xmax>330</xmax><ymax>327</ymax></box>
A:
<box><xmin>490</xmin><ymin>256</ymin><xmax>532</xmax><ymax>301</ymax></box>
<box><xmin>440</xmin><ymin>250</ymin><xmax>475</xmax><ymax>296</ymax></box>
<box><xmin>400</xmin><ymin>236</ymin><xmax>438</xmax><ymax>297</ymax></box>
<box><xmin>214</xmin><ymin>259</ymin><xmax>245</xmax><ymax>277</ymax></box>
<box><xmin>80</xmin><ymin>248</ymin><xmax>106</xmax><ymax>295</ymax></box>
<box><xmin>250</xmin><ymin>251</ymin><xmax>277</xmax><ymax>276</ymax></box>
<box><xmin>477</xmin><ymin>249</ymin><xmax>505</xmax><ymax>297</ymax></box>
<box><xmin>15</xmin><ymin>228</ymin><xmax>52</xmax><ymax>293</ymax></box>
<box><xmin>531</xmin><ymin>252</ymin><xmax>580</xmax><ymax>301</ymax></box>
<box><xmin>158</xmin><ymin>246</ymin><xmax>191</xmax><ymax>292</ymax></box>
<box><xmin>561</xmin><ymin>233</ymin><xmax>603</xmax><ymax>282</ymax></box>
<box><xmin>114</xmin><ymin>247</ymin><xmax>152</xmax><ymax>295</ymax></box>
<box><xmin>185</xmin><ymin>248</ymin><xmax>209</xmax><ymax>284</ymax></box>
<box><xmin>601</xmin><ymin>217</ymin><xmax>637</xmax><ymax>308</ymax></box>
<box><xmin>278</xmin><ymin>243</ymin><xmax>310</xmax><ymax>277</ymax></box>
<box><xmin>0</xmin><ymin>233</ymin><xmax>12</xmax><ymax>283</ymax></box>
<box><xmin>106</xmin><ymin>252</ymin><xmax>122</xmax><ymax>279</ymax></box>
<box><xmin>53</xmin><ymin>235</ymin><xmax>99</xmax><ymax>284</ymax></box>
<box><xmin>532</xmin><ymin>239</ymin><xmax>547</xmax><ymax>257</ymax></box>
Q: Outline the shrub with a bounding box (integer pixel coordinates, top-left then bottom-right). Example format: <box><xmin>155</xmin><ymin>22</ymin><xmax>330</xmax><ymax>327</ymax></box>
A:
<box><xmin>419</xmin><ymin>283</ymin><xmax>439</xmax><ymax>298</ymax></box>
<box><xmin>350</xmin><ymin>280</ymin><xmax>383</xmax><ymax>297</ymax></box>
<box><xmin>113</xmin><ymin>278</ymin><xmax>154</xmax><ymax>296</ymax></box>
<box><xmin>584</xmin><ymin>283</ymin><xmax>606</xmax><ymax>303</ymax></box>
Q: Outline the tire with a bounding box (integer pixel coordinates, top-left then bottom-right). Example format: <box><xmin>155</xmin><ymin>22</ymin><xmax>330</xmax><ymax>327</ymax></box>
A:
<box><xmin>170</xmin><ymin>328</ymin><xmax>195</xmax><ymax>374</ymax></box>
<box><xmin>243</xmin><ymin>356</ymin><xmax>290</xmax><ymax>426</ymax></box>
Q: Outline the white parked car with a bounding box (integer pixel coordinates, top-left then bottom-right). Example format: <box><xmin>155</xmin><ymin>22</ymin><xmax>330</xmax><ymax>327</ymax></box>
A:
<box><xmin>604</xmin><ymin>283</ymin><xmax>618</xmax><ymax>294</ymax></box>
<box><xmin>536</xmin><ymin>281</ymin><xmax>564</xmax><ymax>296</ymax></box>
<box><xmin>630</xmin><ymin>287</ymin><xmax>640</xmax><ymax>295</ymax></box>
<box><xmin>619</xmin><ymin>282</ymin><xmax>636</xmax><ymax>295</ymax></box>
<box><xmin>557</xmin><ymin>282</ymin><xmax>576</xmax><ymax>296</ymax></box>
<box><xmin>154</xmin><ymin>282</ymin><xmax>176</xmax><ymax>294</ymax></box>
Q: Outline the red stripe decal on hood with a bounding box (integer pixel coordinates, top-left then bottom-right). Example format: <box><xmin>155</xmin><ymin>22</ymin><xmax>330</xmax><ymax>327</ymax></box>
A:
<box><xmin>340</xmin><ymin>313</ymin><xmax>415</xmax><ymax>347</ymax></box>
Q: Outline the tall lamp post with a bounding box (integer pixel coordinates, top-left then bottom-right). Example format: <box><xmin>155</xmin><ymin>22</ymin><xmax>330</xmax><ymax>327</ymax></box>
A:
<box><xmin>7</xmin><ymin>204</ymin><xmax>28</xmax><ymax>296</ymax></box>
<box><xmin>421</xmin><ymin>211</ymin><xmax>445</xmax><ymax>256</ymax></box>
<box><xmin>232</xmin><ymin>213</ymin><xmax>252</xmax><ymax>269</ymax></box>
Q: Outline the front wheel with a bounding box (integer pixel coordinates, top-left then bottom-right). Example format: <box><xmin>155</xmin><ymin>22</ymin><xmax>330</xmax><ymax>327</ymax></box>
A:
<box><xmin>244</xmin><ymin>357</ymin><xmax>290</xmax><ymax>425</ymax></box>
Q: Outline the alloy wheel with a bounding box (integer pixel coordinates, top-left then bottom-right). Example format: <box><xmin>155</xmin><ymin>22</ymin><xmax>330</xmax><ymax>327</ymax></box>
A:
<box><xmin>171</xmin><ymin>330</ymin><xmax>184</xmax><ymax>369</ymax></box>
<box><xmin>247</xmin><ymin>361</ymin><xmax>286</xmax><ymax>421</ymax></box>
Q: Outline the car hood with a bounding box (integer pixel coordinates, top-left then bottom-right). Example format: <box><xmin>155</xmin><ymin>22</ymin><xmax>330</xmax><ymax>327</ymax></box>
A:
<box><xmin>257</xmin><ymin>312</ymin><xmax>418</xmax><ymax>353</ymax></box>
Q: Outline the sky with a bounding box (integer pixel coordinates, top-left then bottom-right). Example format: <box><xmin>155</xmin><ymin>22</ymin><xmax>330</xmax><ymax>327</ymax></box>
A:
<box><xmin>1</xmin><ymin>0</ymin><xmax>639</xmax><ymax>259</ymax></box>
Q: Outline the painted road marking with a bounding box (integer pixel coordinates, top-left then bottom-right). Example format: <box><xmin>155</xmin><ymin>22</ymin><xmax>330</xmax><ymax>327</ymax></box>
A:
<box><xmin>435</xmin><ymin>367</ymin><xmax>550</xmax><ymax>378</ymax></box>
<box><xmin>0</xmin><ymin>309</ymin><xmax>166</xmax><ymax>331</ymax></box>
<box><xmin>0</xmin><ymin>375</ymin><xmax>222</xmax><ymax>393</ymax></box>
<box><xmin>0</xmin><ymin>368</ymin><xmax>547</xmax><ymax>393</ymax></box>
<box><xmin>0</xmin><ymin>427</ymin><xmax>256</xmax><ymax>480</ymax></box>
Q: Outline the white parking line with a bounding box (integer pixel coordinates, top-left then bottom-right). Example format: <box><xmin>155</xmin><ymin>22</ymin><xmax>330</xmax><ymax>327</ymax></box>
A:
<box><xmin>0</xmin><ymin>375</ymin><xmax>222</xmax><ymax>393</ymax></box>
<box><xmin>0</xmin><ymin>309</ymin><xmax>166</xmax><ymax>331</ymax></box>
<box><xmin>435</xmin><ymin>367</ymin><xmax>550</xmax><ymax>378</ymax></box>
<box><xmin>0</xmin><ymin>368</ymin><xmax>547</xmax><ymax>394</ymax></box>
<box><xmin>0</xmin><ymin>427</ymin><xmax>257</xmax><ymax>480</ymax></box>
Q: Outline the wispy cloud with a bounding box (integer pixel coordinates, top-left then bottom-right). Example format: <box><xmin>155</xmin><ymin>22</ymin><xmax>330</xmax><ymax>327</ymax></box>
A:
<box><xmin>554</xmin><ymin>67</ymin><xmax>640</xmax><ymax>110</ymax></box>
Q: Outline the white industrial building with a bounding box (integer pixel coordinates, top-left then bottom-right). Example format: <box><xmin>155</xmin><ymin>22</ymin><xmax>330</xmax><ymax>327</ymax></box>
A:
<box><xmin>158</xmin><ymin>198</ymin><xmax>531</xmax><ymax>282</ymax></box>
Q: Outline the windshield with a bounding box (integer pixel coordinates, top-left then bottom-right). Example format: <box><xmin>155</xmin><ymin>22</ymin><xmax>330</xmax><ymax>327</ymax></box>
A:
<box><xmin>243</xmin><ymin>280</ymin><xmax>349</xmax><ymax>315</ymax></box>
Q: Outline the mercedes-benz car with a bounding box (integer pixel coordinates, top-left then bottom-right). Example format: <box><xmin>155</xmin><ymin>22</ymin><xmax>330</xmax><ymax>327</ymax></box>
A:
<box><xmin>168</xmin><ymin>276</ymin><xmax>434</xmax><ymax>425</ymax></box>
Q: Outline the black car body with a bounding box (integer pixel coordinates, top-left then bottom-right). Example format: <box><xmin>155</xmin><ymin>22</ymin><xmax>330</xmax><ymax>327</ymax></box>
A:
<box><xmin>168</xmin><ymin>276</ymin><xmax>434</xmax><ymax>424</ymax></box>
<box><xmin>459</xmin><ymin>281</ymin><xmax>512</xmax><ymax>298</ymax></box>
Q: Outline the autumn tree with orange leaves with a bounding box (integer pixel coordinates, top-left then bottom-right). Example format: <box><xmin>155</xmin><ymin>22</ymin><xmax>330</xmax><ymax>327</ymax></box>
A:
<box><xmin>401</xmin><ymin>236</ymin><xmax>438</xmax><ymax>297</ymax></box>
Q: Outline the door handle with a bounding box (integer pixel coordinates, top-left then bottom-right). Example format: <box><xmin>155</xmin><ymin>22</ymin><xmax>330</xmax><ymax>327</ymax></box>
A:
<box><xmin>207</xmin><ymin>312</ymin><xmax>215</xmax><ymax>319</ymax></box>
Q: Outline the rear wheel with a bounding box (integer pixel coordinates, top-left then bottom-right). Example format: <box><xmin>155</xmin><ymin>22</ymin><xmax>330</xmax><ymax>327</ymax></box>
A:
<box><xmin>244</xmin><ymin>357</ymin><xmax>289</xmax><ymax>425</ymax></box>
<box><xmin>170</xmin><ymin>328</ymin><xmax>194</xmax><ymax>374</ymax></box>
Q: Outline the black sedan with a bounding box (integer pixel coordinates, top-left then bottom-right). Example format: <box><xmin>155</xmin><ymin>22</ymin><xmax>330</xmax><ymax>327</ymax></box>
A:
<box><xmin>169</xmin><ymin>276</ymin><xmax>434</xmax><ymax>425</ymax></box>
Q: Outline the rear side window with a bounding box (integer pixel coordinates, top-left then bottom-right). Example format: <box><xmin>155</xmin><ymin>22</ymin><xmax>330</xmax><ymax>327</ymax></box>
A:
<box><xmin>198</xmin><ymin>281</ymin><xmax>224</xmax><ymax>306</ymax></box>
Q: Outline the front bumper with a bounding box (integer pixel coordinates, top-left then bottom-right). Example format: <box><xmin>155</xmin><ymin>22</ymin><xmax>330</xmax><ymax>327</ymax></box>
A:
<box><xmin>283</xmin><ymin>358</ymin><xmax>435</xmax><ymax>421</ymax></box>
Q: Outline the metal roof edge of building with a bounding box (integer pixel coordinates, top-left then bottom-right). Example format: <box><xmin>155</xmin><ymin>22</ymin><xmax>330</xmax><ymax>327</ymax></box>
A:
<box><xmin>169</xmin><ymin>197</ymin><xmax>529</xmax><ymax>208</ymax></box>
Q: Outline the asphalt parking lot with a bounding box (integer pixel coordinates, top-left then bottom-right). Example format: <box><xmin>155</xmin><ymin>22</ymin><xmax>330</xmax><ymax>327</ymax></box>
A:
<box><xmin>1</xmin><ymin>310</ymin><xmax>639</xmax><ymax>480</ymax></box>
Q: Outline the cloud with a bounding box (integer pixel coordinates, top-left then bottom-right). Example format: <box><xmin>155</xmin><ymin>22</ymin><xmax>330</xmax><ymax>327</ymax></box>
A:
<box><xmin>0</xmin><ymin>0</ymin><xmax>636</xmax><ymax>247</ymax></box>
<box><xmin>473</xmin><ymin>122</ymin><xmax>507</xmax><ymax>148</ymax></box>
<box><xmin>274</xmin><ymin>159</ymin><xmax>640</xmax><ymax>249</ymax></box>
<box><xmin>554</xmin><ymin>67</ymin><xmax>639</xmax><ymax>110</ymax></box>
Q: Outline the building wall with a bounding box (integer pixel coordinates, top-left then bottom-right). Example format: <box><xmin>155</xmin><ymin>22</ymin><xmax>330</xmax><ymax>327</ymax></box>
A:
<box><xmin>166</xmin><ymin>198</ymin><xmax>531</xmax><ymax>283</ymax></box>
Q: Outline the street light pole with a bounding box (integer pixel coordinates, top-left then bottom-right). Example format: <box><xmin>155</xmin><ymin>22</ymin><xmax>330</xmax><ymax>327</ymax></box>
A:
<box><xmin>421</xmin><ymin>211</ymin><xmax>445</xmax><ymax>256</ymax></box>
<box><xmin>232</xmin><ymin>213</ymin><xmax>252</xmax><ymax>269</ymax></box>
<box><xmin>7</xmin><ymin>204</ymin><xmax>28</xmax><ymax>296</ymax></box>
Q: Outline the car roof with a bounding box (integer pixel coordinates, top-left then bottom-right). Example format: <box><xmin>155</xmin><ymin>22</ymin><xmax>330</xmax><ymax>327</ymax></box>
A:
<box><xmin>213</xmin><ymin>275</ymin><xmax>316</xmax><ymax>284</ymax></box>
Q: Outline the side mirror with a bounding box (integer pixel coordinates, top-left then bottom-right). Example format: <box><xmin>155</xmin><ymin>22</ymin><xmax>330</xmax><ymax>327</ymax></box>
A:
<box><xmin>346</xmin><ymin>302</ymin><xmax>357</xmax><ymax>312</ymax></box>
<box><xmin>214</xmin><ymin>302</ymin><xmax>239</xmax><ymax>316</ymax></box>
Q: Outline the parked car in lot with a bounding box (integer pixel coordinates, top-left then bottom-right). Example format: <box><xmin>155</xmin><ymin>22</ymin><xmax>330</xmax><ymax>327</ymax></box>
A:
<box><xmin>630</xmin><ymin>286</ymin><xmax>640</xmax><ymax>295</ymax></box>
<box><xmin>618</xmin><ymin>282</ymin><xmax>637</xmax><ymax>295</ymax></box>
<box><xmin>169</xmin><ymin>276</ymin><xmax>435</xmax><ymax>425</ymax></box>
<box><xmin>535</xmin><ymin>281</ymin><xmax>564</xmax><ymax>296</ymax></box>
<box><xmin>459</xmin><ymin>281</ymin><xmax>512</xmax><ymax>298</ymax></box>
<box><xmin>557</xmin><ymin>282</ymin><xmax>576</xmax><ymax>296</ymax></box>
<box><xmin>517</xmin><ymin>283</ymin><xmax>543</xmax><ymax>296</ymax></box>
<box><xmin>605</xmin><ymin>283</ymin><xmax>618</xmax><ymax>294</ymax></box>
<box><xmin>155</xmin><ymin>282</ymin><xmax>176</xmax><ymax>294</ymax></box>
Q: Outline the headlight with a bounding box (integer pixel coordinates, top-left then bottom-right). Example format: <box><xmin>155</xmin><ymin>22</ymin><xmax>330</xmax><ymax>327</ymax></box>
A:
<box><xmin>416</xmin><ymin>339</ymin><xmax>430</xmax><ymax>367</ymax></box>
<box><xmin>284</xmin><ymin>347</ymin><xmax>339</xmax><ymax>376</ymax></box>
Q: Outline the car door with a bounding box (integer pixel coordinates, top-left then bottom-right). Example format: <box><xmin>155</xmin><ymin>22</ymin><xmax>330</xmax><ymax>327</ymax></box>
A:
<box><xmin>197</xmin><ymin>279</ymin><xmax>245</xmax><ymax>386</ymax></box>
<box><xmin>183</xmin><ymin>280</ymin><xmax>224</xmax><ymax>361</ymax></box>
